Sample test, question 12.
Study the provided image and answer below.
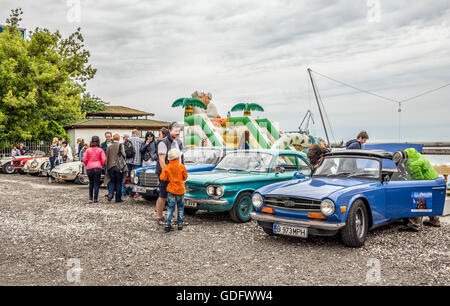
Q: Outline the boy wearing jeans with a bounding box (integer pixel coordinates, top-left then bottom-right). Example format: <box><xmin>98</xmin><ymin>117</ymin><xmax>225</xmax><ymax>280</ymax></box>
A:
<box><xmin>159</xmin><ymin>148</ymin><xmax>188</xmax><ymax>232</ymax></box>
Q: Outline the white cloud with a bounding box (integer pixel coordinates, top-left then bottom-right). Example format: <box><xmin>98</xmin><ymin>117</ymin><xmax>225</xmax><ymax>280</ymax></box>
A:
<box><xmin>1</xmin><ymin>0</ymin><xmax>450</xmax><ymax>141</ymax></box>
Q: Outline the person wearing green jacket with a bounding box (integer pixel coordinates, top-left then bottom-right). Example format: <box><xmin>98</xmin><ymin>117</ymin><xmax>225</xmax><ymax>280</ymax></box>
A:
<box><xmin>394</xmin><ymin>148</ymin><xmax>441</xmax><ymax>231</ymax></box>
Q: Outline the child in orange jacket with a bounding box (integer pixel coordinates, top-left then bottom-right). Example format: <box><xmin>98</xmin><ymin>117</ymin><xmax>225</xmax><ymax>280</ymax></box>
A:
<box><xmin>160</xmin><ymin>148</ymin><xmax>188</xmax><ymax>231</ymax></box>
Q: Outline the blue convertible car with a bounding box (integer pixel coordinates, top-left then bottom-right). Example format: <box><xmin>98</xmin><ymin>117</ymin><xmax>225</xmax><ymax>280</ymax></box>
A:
<box><xmin>251</xmin><ymin>150</ymin><xmax>447</xmax><ymax>247</ymax></box>
<box><xmin>130</xmin><ymin>146</ymin><xmax>230</xmax><ymax>200</ymax></box>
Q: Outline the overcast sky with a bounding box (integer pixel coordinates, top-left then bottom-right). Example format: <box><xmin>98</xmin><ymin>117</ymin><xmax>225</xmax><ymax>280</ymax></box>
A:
<box><xmin>1</xmin><ymin>0</ymin><xmax>450</xmax><ymax>142</ymax></box>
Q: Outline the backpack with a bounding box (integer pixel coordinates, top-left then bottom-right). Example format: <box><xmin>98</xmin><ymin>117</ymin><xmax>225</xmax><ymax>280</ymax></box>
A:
<box><xmin>116</xmin><ymin>143</ymin><xmax>128</xmax><ymax>173</ymax></box>
<box><xmin>124</xmin><ymin>139</ymin><xmax>135</xmax><ymax>159</ymax></box>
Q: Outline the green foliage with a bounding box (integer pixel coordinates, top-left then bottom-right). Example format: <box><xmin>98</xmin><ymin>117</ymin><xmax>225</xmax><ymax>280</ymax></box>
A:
<box><xmin>0</xmin><ymin>8</ymin><xmax>98</xmax><ymax>147</ymax></box>
<box><xmin>81</xmin><ymin>92</ymin><xmax>108</xmax><ymax>114</ymax></box>
<box><xmin>34</xmin><ymin>120</ymin><xmax>70</xmax><ymax>143</ymax></box>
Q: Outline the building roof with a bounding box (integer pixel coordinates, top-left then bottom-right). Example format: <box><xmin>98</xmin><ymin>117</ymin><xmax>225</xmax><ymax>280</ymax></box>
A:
<box><xmin>87</xmin><ymin>106</ymin><xmax>154</xmax><ymax>117</ymax></box>
<box><xmin>65</xmin><ymin>118</ymin><xmax>170</xmax><ymax>130</ymax></box>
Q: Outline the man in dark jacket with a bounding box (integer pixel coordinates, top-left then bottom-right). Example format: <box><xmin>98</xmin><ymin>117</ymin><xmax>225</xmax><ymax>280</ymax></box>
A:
<box><xmin>346</xmin><ymin>131</ymin><xmax>369</xmax><ymax>149</ymax></box>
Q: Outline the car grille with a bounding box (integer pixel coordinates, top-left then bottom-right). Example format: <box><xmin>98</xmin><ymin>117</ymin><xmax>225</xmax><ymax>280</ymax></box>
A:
<box><xmin>265</xmin><ymin>195</ymin><xmax>321</xmax><ymax>212</ymax></box>
<box><xmin>140</xmin><ymin>172</ymin><xmax>159</xmax><ymax>187</ymax></box>
<box><xmin>13</xmin><ymin>161</ymin><xmax>22</xmax><ymax>165</ymax></box>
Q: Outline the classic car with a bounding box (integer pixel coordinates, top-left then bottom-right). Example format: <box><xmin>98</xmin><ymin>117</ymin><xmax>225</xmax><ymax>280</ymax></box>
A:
<box><xmin>9</xmin><ymin>151</ymin><xmax>47</xmax><ymax>174</ymax></box>
<box><xmin>131</xmin><ymin>146</ymin><xmax>232</xmax><ymax>200</ymax></box>
<box><xmin>184</xmin><ymin>149</ymin><xmax>313</xmax><ymax>222</ymax></box>
<box><xmin>0</xmin><ymin>156</ymin><xmax>14</xmax><ymax>174</ymax></box>
<box><xmin>23</xmin><ymin>157</ymin><xmax>50</xmax><ymax>176</ymax></box>
<box><xmin>250</xmin><ymin>150</ymin><xmax>447</xmax><ymax>247</ymax></box>
<box><xmin>50</xmin><ymin>161</ymin><xmax>91</xmax><ymax>185</ymax></box>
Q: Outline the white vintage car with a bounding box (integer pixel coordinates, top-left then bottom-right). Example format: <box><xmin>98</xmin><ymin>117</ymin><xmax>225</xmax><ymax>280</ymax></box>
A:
<box><xmin>23</xmin><ymin>157</ymin><xmax>50</xmax><ymax>175</ymax></box>
<box><xmin>50</xmin><ymin>161</ymin><xmax>90</xmax><ymax>185</ymax></box>
<box><xmin>0</xmin><ymin>156</ymin><xmax>14</xmax><ymax>174</ymax></box>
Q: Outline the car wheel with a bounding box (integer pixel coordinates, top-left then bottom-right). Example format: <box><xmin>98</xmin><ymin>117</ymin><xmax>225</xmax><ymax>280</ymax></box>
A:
<box><xmin>262</xmin><ymin>226</ymin><xmax>275</xmax><ymax>236</ymax></box>
<box><xmin>2</xmin><ymin>162</ymin><xmax>15</xmax><ymax>174</ymax></box>
<box><xmin>229</xmin><ymin>192</ymin><xmax>253</xmax><ymax>223</ymax></box>
<box><xmin>142</xmin><ymin>195</ymin><xmax>157</xmax><ymax>202</ymax></box>
<box><xmin>184</xmin><ymin>208</ymin><xmax>198</xmax><ymax>215</ymax></box>
<box><xmin>340</xmin><ymin>199</ymin><xmax>369</xmax><ymax>248</ymax></box>
<box><xmin>75</xmin><ymin>174</ymin><xmax>89</xmax><ymax>185</ymax></box>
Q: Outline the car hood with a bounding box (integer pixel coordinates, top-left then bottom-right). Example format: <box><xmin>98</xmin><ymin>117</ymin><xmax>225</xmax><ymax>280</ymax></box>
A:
<box><xmin>136</xmin><ymin>163</ymin><xmax>215</xmax><ymax>174</ymax></box>
<box><xmin>258</xmin><ymin>177</ymin><xmax>372</xmax><ymax>200</ymax></box>
<box><xmin>187</xmin><ymin>170</ymin><xmax>273</xmax><ymax>185</ymax></box>
<box><xmin>53</xmin><ymin>161</ymin><xmax>81</xmax><ymax>171</ymax></box>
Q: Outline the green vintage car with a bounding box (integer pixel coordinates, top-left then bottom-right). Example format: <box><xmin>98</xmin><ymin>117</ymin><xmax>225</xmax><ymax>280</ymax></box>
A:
<box><xmin>184</xmin><ymin>149</ymin><xmax>313</xmax><ymax>222</ymax></box>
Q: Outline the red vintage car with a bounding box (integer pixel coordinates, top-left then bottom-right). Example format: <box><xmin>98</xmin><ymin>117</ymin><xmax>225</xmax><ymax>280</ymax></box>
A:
<box><xmin>7</xmin><ymin>151</ymin><xmax>48</xmax><ymax>174</ymax></box>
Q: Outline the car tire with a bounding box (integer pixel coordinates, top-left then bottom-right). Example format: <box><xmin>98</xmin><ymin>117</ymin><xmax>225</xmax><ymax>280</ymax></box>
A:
<box><xmin>184</xmin><ymin>207</ymin><xmax>198</xmax><ymax>215</ymax></box>
<box><xmin>262</xmin><ymin>226</ymin><xmax>275</xmax><ymax>236</ymax></box>
<box><xmin>340</xmin><ymin>199</ymin><xmax>369</xmax><ymax>248</ymax></box>
<box><xmin>2</xmin><ymin>162</ymin><xmax>15</xmax><ymax>174</ymax></box>
<box><xmin>75</xmin><ymin>175</ymin><xmax>89</xmax><ymax>185</ymax></box>
<box><xmin>229</xmin><ymin>192</ymin><xmax>253</xmax><ymax>223</ymax></box>
<box><xmin>142</xmin><ymin>195</ymin><xmax>157</xmax><ymax>202</ymax></box>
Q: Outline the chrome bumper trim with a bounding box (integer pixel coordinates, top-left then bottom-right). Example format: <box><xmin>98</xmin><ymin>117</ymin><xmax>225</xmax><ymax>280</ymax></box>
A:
<box><xmin>250</xmin><ymin>212</ymin><xmax>346</xmax><ymax>230</ymax></box>
<box><xmin>185</xmin><ymin>197</ymin><xmax>229</xmax><ymax>206</ymax></box>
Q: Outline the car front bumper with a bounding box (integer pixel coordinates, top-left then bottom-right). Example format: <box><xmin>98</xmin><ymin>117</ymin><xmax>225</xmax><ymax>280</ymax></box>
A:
<box><xmin>185</xmin><ymin>197</ymin><xmax>229</xmax><ymax>206</ymax></box>
<box><xmin>250</xmin><ymin>212</ymin><xmax>346</xmax><ymax>231</ymax></box>
<box><xmin>51</xmin><ymin>172</ymin><xmax>77</xmax><ymax>180</ymax></box>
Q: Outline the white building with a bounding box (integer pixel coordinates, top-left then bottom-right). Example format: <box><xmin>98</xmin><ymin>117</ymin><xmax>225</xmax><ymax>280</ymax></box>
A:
<box><xmin>64</xmin><ymin>106</ymin><xmax>171</xmax><ymax>147</ymax></box>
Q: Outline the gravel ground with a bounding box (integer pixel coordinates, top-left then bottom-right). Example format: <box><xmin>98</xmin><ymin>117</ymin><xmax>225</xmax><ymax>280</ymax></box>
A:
<box><xmin>0</xmin><ymin>173</ymin><xmax>449</xmax><ymax>286</ymax></box>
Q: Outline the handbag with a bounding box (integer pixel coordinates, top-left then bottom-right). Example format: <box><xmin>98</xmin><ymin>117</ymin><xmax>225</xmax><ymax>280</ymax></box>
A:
<box><xmin>116</xmin><ymin>143</ymin><xmax>128</xmax><ymax>173</ymax></box>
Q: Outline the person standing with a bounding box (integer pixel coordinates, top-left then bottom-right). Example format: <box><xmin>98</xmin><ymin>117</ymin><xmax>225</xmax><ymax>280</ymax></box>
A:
<box><xmin>126</xmin><ymin>129</ymin><xmax>144</xmax><ymax>170</ymax></box>
<box><xmin>346</xmin><ymin>131</ymin><xmax>369</xmax><ymax>149</ymax></box>
<box><xmin>61</xmin><ymin>141</ymin><xmax>73</xmax><ymax>163</ymax></box>
<box><xmin>106</xmin><ymin>133</ymin><xmax>127</xmax><ymax>203</ymax></box>
<box><xmin>155</xmin><ymin>122</ymin><xmax>183</xmax><ymax>225</ymax></box>
<box><xmin>49</xmin><ymin>138</ymin><xmax>59</xmax><ymax>170</ymax></box>
<box><xmin>11</xmin><ymin>145</ymin><xmax>21</xmax><ymax>157</ymax></box>
<box><xmin>75</xmin><ymin>138</ymin><xmax>85</xmax><ymax>160</ymax></box>
<box><xmin>18</xmin><ymin>143</ymin><xmax>28</xmax><ymax>155</ymax></box>
<box><xmin>160</xmin><ymin>149</ymin><xmax>188</xmax><ymax>232</ymax></box>
<box><xmin>82</xmin><ymin>136</ymin><xmax>106</xmax><ymax>203</ymax></box>
<box><xmin>101</xmin><ymin>132</ymin><xmax>115</xmax><ymax>201</ymax></box>
<box><xmin>140</xmin><ymin>132</ymin><xmax>157</xmax><ymax>167</ymax></box>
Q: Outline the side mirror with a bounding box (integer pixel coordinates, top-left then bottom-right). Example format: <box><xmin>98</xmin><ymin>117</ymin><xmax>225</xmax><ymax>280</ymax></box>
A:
<box><xmin>293</xmin><ymin>172</ymin><xmax>306</xmax><ymax>179</ymax></box>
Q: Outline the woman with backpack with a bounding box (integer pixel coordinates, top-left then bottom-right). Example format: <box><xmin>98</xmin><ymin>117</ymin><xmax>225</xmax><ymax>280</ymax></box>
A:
<box><xmin>82</xmin><ymin>136</ymin><xmax>106</xmax><ymax>203</ymax></box>
<box><xmin>140</xmin><ymin>131</ymin><xmax>158</xmax><ymax>167</ymax></box>
<box><xmin>106</xmin><ymin>133</ymin><xmax>127</xmax><ymax>203</ymax></box>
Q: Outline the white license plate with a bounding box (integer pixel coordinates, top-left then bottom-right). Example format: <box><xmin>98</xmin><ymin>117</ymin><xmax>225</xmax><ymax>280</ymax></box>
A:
<box><xmin>273</xmin><ymin>224</ymin><xmax>308</xmax><ymax>238</ymax></box>
<box><xmin>185</xmin><ymin>199</ymin><xmax>198</xmax><ymax>208</ymax></box>
<box><xmin>135</xmin><ymin>186</ymin><xmax>147</xmax><ymax>193</ymax></box>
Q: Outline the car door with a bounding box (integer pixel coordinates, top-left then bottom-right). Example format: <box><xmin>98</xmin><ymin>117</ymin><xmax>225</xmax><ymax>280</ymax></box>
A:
<box><xmin>271</xmin><ymin>154</ymin><xmax>302</xmax><ymax>180</ymax></box>
<box><xmin>384</xmin><ymin>177</ymin><xmax>447</xmax><ymax>218</ymax></box>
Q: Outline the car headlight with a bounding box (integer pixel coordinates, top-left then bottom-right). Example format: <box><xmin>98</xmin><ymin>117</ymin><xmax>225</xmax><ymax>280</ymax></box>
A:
<box><xmin>320</xmin><ymin>199</ymin><xmax>335</xmax><ymax>216</ymax></box>
<box><xmin>252</xmin><ymin>193</ymin><xmax>264</xmax><ymax>208</ymax></box>
<box><xmin>207</xmin><ymin>185</ymin><xmax>216</xmax><ymax>197</ymax></box>
<box><xmin>130</xmin><ymin>170</ymin><xmax>136</xmax><ymax>180</ymax></box>
<box><xmin>215</xmin><ymin>186</ymin><xmax>224</xmax><ymax>197</ymax></box>
<box><xmin>133</xmin><ymin>176</ymin><xmax>139</xmax><ymax>184</ymax></box>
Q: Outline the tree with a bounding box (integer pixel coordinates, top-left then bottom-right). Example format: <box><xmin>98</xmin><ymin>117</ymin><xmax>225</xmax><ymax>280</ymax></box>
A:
<box><xmin>172</xmin><ymin>98</ymin><xmax>206</xmax><ymax>117</ymax></box>
<box><xmin>81</xmin><ymin>93</ymin><xmax>109</xmax><ymax>114</ymax></box>
<box><xmin>0</xmin><ymin>8</ymin><xmax>97</xmax><ymax>148</ymax></box>
<box><xmin>230</xmin><ymin>103</ymin><xmax>264</xmax><ymax>116</ymax></box>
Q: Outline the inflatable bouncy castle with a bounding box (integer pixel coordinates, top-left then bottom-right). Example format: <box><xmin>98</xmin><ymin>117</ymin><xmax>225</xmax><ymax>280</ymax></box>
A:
<box><xmin>172</xmin><ymin>91</ymin><xmax>325</xmax><ymax>153</ymax></box>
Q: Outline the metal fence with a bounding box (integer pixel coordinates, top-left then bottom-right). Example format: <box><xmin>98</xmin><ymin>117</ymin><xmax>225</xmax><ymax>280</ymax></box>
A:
<box><xmin>0</xmin><ymin>141</ymin><xmax>52</xmax><ymax>158</ymax></box>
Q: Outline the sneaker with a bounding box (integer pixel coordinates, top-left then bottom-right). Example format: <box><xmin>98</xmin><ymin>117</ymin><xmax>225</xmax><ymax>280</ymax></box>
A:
<box><xmin>173</xmin><ymin>220</ymin><xmax>188</xmax><ymax>226</ymax></box>
<box><xmin>107</xmin><ymin>194</ymin><xmax>113</xmax><ymax>202</ymax></box>
<box><xmin>178</xmin><ymin>223</ymin><xmax>183</xmax><ymax>231</ymax></box>
<box><xmin>164</xmin><ymin>224</ymin><xmax>172</xmax><ymax>232</ymax></box>
<box><xmin>89</xmin><ymin>199</ymin><xmax>93</xmax><ymax>204</ymax></box>
<box><xmin>93</xmin><ymin>200</ymin><xmax>99</xmax><ymax>204</ymax></box>
<box><xmin>157</xmin><ymin>218</ymin><xmax>166</xmax><ymax>226</ymax></box>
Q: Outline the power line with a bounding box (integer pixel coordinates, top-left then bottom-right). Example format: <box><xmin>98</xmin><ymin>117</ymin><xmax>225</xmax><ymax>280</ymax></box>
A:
<box><xmin>400</xmin><ymin>83</ymin><xmax>450</xmax><ymax>103</ymax></box>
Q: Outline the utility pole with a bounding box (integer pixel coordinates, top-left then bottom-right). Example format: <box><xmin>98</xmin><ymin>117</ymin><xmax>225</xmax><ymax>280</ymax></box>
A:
<box><xmin>308</xmin><ymin>68</ymin><xmax>331</xmax><ymax>147</ymax></box>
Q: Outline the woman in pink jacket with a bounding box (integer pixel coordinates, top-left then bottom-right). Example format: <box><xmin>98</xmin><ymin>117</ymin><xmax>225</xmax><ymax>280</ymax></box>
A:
<box><xmin>82</xmin><ymin>136</ymin><xmax>107</xmax><ymax>203</ymax></box>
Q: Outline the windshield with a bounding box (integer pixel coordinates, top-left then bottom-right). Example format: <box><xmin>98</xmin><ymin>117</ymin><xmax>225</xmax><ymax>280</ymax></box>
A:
<box><xmin>313</xmin><ymin>156</ymin><xmax>380</xmax><ymax>179</ymax></box>
<box><xmin>183</xmin><ymin>148</ymin><xmax>222</xmax><ymax>165</ymax></box>
<box><xmin>215</xmin><ymin>152</ymin><xmax>273</xmax><ymax>172</ymax></box>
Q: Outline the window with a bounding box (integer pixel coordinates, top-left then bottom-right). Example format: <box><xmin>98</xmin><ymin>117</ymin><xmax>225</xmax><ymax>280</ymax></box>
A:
<box><xmin>272</xmin><ymin>155</ymin><xmax>299</xmax><ymax>171</ymax></box>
